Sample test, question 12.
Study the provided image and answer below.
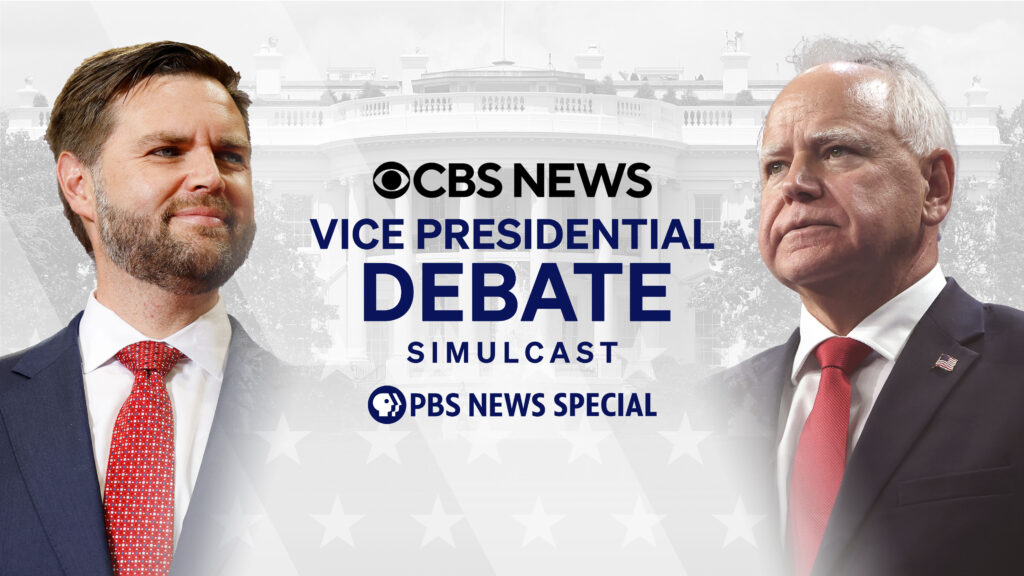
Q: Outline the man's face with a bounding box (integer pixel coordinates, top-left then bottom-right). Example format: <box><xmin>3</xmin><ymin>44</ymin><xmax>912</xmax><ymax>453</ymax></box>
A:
<box><xmin>92</xmin><ymin>74</ymin><xmax>255</xmax><ymax>295</ymax></box>
<box><xmin>757</xmin><ymin>64</ymin><xmax>928</xmax><ymax>294</ymax></box>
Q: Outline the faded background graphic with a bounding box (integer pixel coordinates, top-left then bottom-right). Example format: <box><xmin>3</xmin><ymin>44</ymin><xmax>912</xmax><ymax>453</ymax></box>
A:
<box><xmin>2</xmin><ymin>2</ymin><xmax>1023</xmax><ymax>574</ymax></box>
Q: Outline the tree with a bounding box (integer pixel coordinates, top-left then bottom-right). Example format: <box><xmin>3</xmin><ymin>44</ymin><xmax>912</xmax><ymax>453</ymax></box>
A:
<box><xmin>677</xmin><ymin>89</ymin><xmax>700</xmax><ymax>106</ymax></box>
<box><xmin>0</xmin><ymin>115</ymin><xmax>93</xmax><ymax>337</ymax></box>
<box><xmin>661</xmin><ymin>87</ymin><xmax>678</xmax><ymax>105</ymax></box>
<box><xmin>357</xmin><ymin>82</ymin><xmax>384</xmax><ymax>99</ymax></box>
<box><xmin>223</xmin><ymin>181</ymin><xmax>337</xmax><ymax>362</ymax></box>
<box><xmin>319</xmin><ymin>89</ymin><xmax>338</xmax><ymax>105</ymax></box>
<box><xmin>734</xmin><ymin>90</ymin><xmax>754</xmax><ymax>105</ymax></box>
<box><xmin>591</xmin><ymin>75</ymin><xmax>616</xmax><ymax>95</ymax></box>
<box><xmin>689</xmin><ymin>205</ymin><xmax>800</xmax><ymax>362</ymax></box>
<box><xmin>634</xmin><ymin>83</ymin><xmax>655</xmax><ymax>99</ymax></box>
<box><xmin>988</xmin><ymin>100</ymin><xmax>1024</xmax><ymax>307</ymax></box>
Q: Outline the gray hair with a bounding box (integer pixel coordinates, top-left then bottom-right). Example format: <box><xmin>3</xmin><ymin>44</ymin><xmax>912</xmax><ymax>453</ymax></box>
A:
<box><xmin>792</xmin><ymin>37</ymin><xmax>957</xmax><ymax>167</ymax></box>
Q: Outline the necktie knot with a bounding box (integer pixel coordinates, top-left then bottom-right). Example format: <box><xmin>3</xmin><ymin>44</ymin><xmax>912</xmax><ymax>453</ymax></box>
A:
<box><xmin>814</xmin><ymin>337</ymin><xmax>873</xmax><ymax>375</ymax></box>
<box><xmin>116</xmin><ymin>341</ymin><xmax>183</xmax><ymax>377</ymax></box>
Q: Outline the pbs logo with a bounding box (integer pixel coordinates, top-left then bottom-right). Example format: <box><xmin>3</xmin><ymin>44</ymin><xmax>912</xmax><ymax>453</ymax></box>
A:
<box><xmin>368</xmin><ymin>385</ymin><xmax>407</xmax><ymax>424</ymax></box>
<box><xmin>372</xmin><ymin>162</ymin><xmax>410</xmax><ymax>199</ymax></box>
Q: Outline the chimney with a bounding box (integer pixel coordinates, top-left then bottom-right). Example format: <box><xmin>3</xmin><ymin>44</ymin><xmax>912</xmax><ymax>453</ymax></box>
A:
<box><xmin>721</xmin><ymin>31</ymin><xmax>750</xmax><ymax>98</ymax></box>
<box><xmin>965</xmin><ymin>75</ymin><xmax>989</xmax><ymax>107</ymax></box>
<box><xmin>399</xmin><ymin>50</ymin><xmax>429</xmax><ymax>95</ymax></box>
<box><xmin>574</xmin><ymin>44</ymin><xmax>605</xmax><ymax>81</ymax></box>
<box><xmin>254</xmin><ymin>37</ymin><xmax>283</xmax><ymax>98</ymax></box>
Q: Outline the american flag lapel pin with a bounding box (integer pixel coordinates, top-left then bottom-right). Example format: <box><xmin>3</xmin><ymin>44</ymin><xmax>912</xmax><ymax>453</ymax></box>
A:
<box><xmin>934</xmin><ymin>353</ymin><xmax>958</xmax><ymax>372</ymax></box>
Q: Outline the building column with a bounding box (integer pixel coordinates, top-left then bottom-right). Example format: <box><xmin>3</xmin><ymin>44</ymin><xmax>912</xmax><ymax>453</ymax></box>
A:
<box><xmin>594</xmin><ymin>194</ymin><xmax>617</xmax><ymax>379</ymax></box>
<box><xmin>637</xmin><ymin>177</ymin><xmax>664</xmax><ymax>349</ymax></box>
<box><xmin>393</xmin><ymin>190</ymin><xmax>417</xmax><ymax>380</ymax></box>
<box><xmin>345</xmin><ymin>177</ymin><xmax>370</xmax><ymax>363</ymax></box>
<box><xmin>458</xmin><ymin>195</ymin><xmax>481</xmax><ymax>380</ymax></box>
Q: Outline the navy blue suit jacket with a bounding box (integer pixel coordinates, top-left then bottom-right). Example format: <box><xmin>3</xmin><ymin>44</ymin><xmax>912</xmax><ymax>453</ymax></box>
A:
<box><xmin>0</xmin><ymin>312</ymin><xmax>279</xmax><ymax>575</ymax></box>
<box><xmin>707</xmin><ymin>279</ymin><xmax>1024</xmax><ymax>575</ymax></box>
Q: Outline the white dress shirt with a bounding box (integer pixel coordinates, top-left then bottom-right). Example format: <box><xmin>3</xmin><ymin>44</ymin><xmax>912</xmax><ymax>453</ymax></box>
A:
<box><xmin>775</xmin><ymin>265</ymin><xmax>946</xmax><ymax>535</ymax></box>
<box><xmin>78</xmin><ymin>293</ymin><xmax>230</xmax><ymax>546</ymax></box>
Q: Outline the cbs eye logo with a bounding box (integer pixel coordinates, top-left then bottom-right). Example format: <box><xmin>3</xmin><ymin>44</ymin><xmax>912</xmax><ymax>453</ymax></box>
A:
<box><xmin>368</xmin><ymin>385</ymin><xmax>406</xmax><ymax>424</ymax></box>
<box><xmin>372</xmin><ymin>162</ymin><xmax>410</xmax><ymax>199</ymax></box>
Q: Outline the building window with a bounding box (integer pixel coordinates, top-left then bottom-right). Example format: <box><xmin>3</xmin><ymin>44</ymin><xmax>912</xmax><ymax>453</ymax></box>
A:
<box><xmin>282</xmin><ymin>193</ymin><xmax>311</xmax><ymax>249</ymax></box>
<box><xmin>367</xmin><ymin>321</ymin><xmax>391</xmax><ymax>380</ymax></box>
<box><xmin>695</xmin><ymin>309</ymin><xmax>722</xmax><ymax>366</ymax></box>
<box><xmin>693</xmin><ymin>194</ymin><xmax>722</xmax><ymax>242</ymax></box>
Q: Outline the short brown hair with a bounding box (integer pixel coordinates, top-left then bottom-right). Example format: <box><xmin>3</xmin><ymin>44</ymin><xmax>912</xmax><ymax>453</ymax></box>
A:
<box><xmin>46</xmin><ymin>41</ymin><xmax>252</xmax><ymax>253</ymax></box>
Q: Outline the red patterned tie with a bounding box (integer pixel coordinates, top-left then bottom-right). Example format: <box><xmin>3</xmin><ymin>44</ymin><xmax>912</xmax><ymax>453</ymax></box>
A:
<box><xmin>105</xmin><ymin>341</ymin><xmax>183</xmax><ymax>576</ymax></box>
<box><xmin>789</xmin><ymin>337</ymin><xmax>872</xmax><ymax>576</ymax></box>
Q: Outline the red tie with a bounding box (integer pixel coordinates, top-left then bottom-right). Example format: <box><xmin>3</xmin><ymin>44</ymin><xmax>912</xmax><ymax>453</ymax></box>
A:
<box><xmin>789</xmin><ymin>337</ymin><xmax>872</xmax><ymax>576</ymax></box>
<box><xmin>105</xmin><ymin>341</ymin><xmax>183</xmax><ymax>576</ymax></box>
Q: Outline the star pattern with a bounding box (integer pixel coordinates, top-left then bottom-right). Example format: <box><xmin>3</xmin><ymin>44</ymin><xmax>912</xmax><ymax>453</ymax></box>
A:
<box><xmin>461</xmin><ymin>420</ymin><xmax>511</xmax><ymax>464</ymax></box>
<box><xmin>357</xmin><ymin>424</ymin><xmax>410</xmax><ymax>463</ymax></box>
<box><xmin>312</xmin><ymin>496</ymin><xmax>363</xmax><ymax>547</ymax></box>
<box><xmin>513</xmin><ymin>498</ymin><xmax>565</xmax><ymax>546</ymax></box>
<box><xmin>713</xmin><ymin>498</ymin><xmax>765</xmax><ymax>548</ymax></box>
<box><xmin>412</xmin><ymin>497</ymin><xmax>463</xmax><ymax>547</ymax></box>
<box><xmin>613</xmin><ymin>497</ymin><xmax>666</xmax><ymax>547</ymax></box>
<box><xmin>560</xmin><ymin>418</ymin><xmax>611</xmax><ymax>463</ymax></box>
<box><xmin>616</xmin><ymin>333</ymin><xmax>666</xmax><ymax>380</ymax></box>
<box><xmin>213</xmin><ymin>498</ymin><xmax>263</xmax><ymax>548</ymax></box>
<box><xmin>256</xmin><ymin>414</ymin><xmax>311</xmax><ymax>464</ymax></box>
<box><xmin>660</xmin><ymin>413</ymin><xmax>712</xmax><ymax>465</ymax></box>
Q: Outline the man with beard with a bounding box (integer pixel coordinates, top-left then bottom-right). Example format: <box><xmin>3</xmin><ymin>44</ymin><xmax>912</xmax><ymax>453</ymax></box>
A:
<box><xmin>0</xmin><ymin>42</ymin><xmax>274</xmax><ymax>575</ymax></box>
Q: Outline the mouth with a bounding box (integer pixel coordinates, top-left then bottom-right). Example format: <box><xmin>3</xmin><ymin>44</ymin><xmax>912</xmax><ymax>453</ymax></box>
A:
<box><xmin>776</xmin><ymin>220</ymin><xmax>837</xmax><ymax>243</ymax></box>
<box><xmin>170</xmin><ymin>207</ymin><xmax>230</xmax><ymax>228</ymax></box>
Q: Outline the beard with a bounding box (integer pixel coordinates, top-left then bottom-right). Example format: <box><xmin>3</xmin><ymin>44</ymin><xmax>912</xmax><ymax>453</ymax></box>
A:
<box><xmin>96</xmin><ymin>185</ymin><xmax>256</xmax><ymax>296</ymax></box>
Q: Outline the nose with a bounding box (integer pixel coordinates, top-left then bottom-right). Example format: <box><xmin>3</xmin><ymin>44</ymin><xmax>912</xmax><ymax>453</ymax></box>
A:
<box><xmin>780</xmin><ymin>155</ymin><xmax>823</xmax><ymax>204</ymax></box>
<box><xmin>184</xmin><ymin>148</ymin><xmax>225</xmax><ymax>194</ymax></box>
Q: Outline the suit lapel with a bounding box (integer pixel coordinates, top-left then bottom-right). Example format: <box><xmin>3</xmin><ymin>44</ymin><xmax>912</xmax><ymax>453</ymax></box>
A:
<box><xmin>712</xmin><ymin>330</ymin><xmax>798</xmax><ymax>566</ymax></box>
<box><xmin>0</xmin><ymin>313</ymin><xmax>113</xmax><ymax>575</ymax></box>
<box><xmin>815</xmin><ymin>280</ymin><xmax>984</xmax><ymax>574</ymax></box>
<box><xmin>747</xmin><ymin>331</ymin><xmax>798</xmax><ymax>563</ymax></box>
<box><xmin>170</xmin><ymin>318</ymin><xmax>266</xmax><ymax>575</ymax></box>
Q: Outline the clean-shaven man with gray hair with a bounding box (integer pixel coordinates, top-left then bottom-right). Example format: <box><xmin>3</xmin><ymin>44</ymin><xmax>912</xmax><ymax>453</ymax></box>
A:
<box><xmin>711</xmin><ymin>38</ymin><xmax>1024</xmax><ymax>576</ymax></box>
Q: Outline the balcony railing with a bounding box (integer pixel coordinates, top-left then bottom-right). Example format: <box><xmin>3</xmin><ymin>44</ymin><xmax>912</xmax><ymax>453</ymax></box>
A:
<box><xmin>5</xmin><ymin>93</ymin><xmax>1001</xmax><ymax>147</ymax></box>
<box><xmin>247</xmin><ymin>92</ymin><xmax>779</xmax><ymax>144</ymax></box>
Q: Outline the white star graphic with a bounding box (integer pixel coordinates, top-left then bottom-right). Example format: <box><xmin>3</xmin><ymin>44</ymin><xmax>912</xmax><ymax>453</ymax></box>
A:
<box><xmin>213</xmin><ymin>498</ymin><xmax>262</xmax><ymax>547</ymax></box>
<box><xmin>616</xmin><ymin>333</ymin><xmax>666</xmax><ymax>380</ymax></box>
<box><xmin>560</xmin><ymin>418</ymin><xmax>611</xmax><ymax>463</ymax></box>
<box><xmin>513</xmin><ymin>498</ymin><xmax>565</xmax><ymax>547</ymax></box>
<box><xmin>412</xmin><ymin>497</ymin><xmax>463</xmax><ymax>547</ymax></box>
<box><xmin>462</xmin><ymin>420</ymin><xmax>511</xmax><ymax>463</ymax></box>
<box><xmin>357</xmin><ymin>424</ymin><xmax>410</xmax><ymax>463</ymax></box>
<box><xmin>255</xmin><ymin>414</ymin><xmax>311</xmax><ymax>464</ymax></box>
<box><xmin>612</xmin><ymin>497</ymin><xmax>665</xmax><ymax>547</ymax></box>
<box><xmin>311</xmin><ymin>496</ymin><xmax>363</xmax><ymax>547</ymax></box>
<box><xmin>713</xmin><ymin>498</ymin><xmax>765</xmax><ymax>548</ymax></box>
<box><xmin>660</xmin><ymin>413</ymin><xmax>712</xmax><ymax>464</ymax></box>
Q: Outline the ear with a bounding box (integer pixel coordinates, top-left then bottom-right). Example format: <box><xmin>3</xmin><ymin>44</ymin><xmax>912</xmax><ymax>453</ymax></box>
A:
<box><xmin>920</xmin><ymin>148</ymin><xmax>954</xmax><ymax>226</ymax></box>
<box><xmin>57</xmin><ymin>152</ymin><xmax>98</xmax><ymax>224</ymax></box>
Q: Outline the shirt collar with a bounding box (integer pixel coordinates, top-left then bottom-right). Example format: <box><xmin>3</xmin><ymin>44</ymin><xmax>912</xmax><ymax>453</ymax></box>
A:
<box><xmin>79</xmin><ymin>293</ymin><xmax>232</xmax><ymax>378</ymax></box>
<box><xmin>791</xmin><ymin>265</ymin><xmax>947</xmax><ymax>385</ymax></box>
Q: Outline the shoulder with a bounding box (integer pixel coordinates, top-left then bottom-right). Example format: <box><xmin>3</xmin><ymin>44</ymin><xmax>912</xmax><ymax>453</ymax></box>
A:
<box><xmin>928</xmin><ymin>279</ymin><xmax>1024</xmax><ymax>359</ymax></box>
<box><xmin>698</xmin><ymin>333</ymin><xmax>797</xmax><ymax>436</ymax></box>
<box><xmin>981</xmin><ymin>301</ymin><xmax>1024</xmax><ymax>335</ymax></box>
<box><xmin>225</xmin><ymin>316</ymin><xmax>283</xmax><ymax>371</ymax></box>
<box><xmin>715</xmin><ymin>340</ymin><xmax>794</xmax><ymax>387</ymax></box>
<box><xmin>978</xmin><ymin>301</ymin><xmax>1024</xmax><ymax>360</ymax></box>
<box><xmin>0</xmin><ymin>313</ymin><xmax>83</xmax><ymax>386</ymax></box>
